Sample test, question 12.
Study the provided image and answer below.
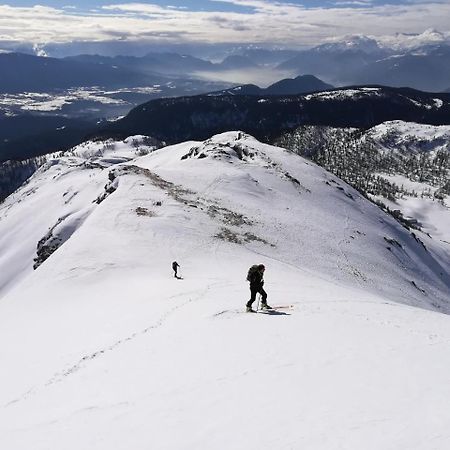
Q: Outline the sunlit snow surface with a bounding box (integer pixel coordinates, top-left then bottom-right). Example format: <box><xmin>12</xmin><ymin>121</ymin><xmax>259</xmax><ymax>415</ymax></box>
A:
<box><xmin>0</xmin><ymin>133</ymin><xmax>449</xmax><ymax>450</ymax></box>
<box><xmin>368</xmin><ymin>120</ymin><xmax>450</xmax><ymax>153</ymax></box>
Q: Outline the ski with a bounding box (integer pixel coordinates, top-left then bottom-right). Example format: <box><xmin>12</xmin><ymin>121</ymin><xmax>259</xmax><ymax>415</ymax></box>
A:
<box><xmin>257</xmin><ymin>305</ymin><xmax>294</xmax><ymax>311</ymax></box>
<box><xmin>244</xmin><ymin>305</ymin><xmax>294</xmax><ymax>313</ymax></box>
<box><xmin>271</xmin><ymin>304</ymin><xmax>294</xmax><ymax>310</ymax></box>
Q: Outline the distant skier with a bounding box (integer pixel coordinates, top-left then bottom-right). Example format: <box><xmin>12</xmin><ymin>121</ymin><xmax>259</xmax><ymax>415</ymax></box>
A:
<box><xmin>246</xmin><ymin>264</ymin><xmax>271</xmax><ymax>312</ymax></box>
<box><xmin>172</xmin><ymin>261</ymin><xmax>180</xmax><ymax>279</ymax></box>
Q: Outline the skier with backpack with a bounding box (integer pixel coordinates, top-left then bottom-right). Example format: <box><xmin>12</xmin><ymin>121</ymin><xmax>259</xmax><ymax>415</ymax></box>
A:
<box><xmin>172</xmin><ymin>261</ymin><xmax>180</xmax><ymax>279</ymax></box>
<box><xmin>246</xmin><ymin>264</ymin><xmax>272</xmax><ymax>312</ymax></box>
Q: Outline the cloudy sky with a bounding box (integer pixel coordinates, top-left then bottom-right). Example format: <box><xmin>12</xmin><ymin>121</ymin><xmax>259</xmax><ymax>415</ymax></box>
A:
<box><xmin>1</xmin><ymin>1</ymin><xmax>449</xmax><ymax>55</ymax></box>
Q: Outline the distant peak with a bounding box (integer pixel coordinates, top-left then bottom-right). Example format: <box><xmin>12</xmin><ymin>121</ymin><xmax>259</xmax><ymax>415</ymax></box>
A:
<box><xmin>317</xmin><ymin>34</ymin><xmax>381</xmax><ymax>53</ymax></box>
<box><xmin>379</xmin><ymin>28</ymin><xmax>449</xmax><ymax>50</ymax></box>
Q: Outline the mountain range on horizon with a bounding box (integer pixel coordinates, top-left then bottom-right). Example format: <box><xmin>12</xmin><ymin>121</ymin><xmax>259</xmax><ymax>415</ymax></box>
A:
<box><xmin>1</xmin><ymin>34</ymin><xmax>450</xmax><ymax>93</ymax></box>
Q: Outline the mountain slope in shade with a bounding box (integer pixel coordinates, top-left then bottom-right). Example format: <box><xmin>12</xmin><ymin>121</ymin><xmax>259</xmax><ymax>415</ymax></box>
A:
<box><xmin>99</xmin><ymin>87</ymin><xmax>450</xmax><ymax>144</ymax></box>
<box><xmin>278</xmin><ymin>41</ymin><xmax>450</xmax><ymax>92</ymax></box>
<box><xmin>0</xmin><ymin>113</ymin><xmax>98</xmax><ymax>163</ymax></box>
<box><xmin>220</xmin><ymin>75</ymin><xmax>333</xmax><ymax>96</ymax></box>
<box><xmin>0</xmin><ymin>133</ymin><xmax>449</xmax><ymax>450</ymax></box>
<box><xmin>277</xmin><ymin>47</ymin><xmax>379</xmax><ymax>85</ymax></box>
<box><xmin>217</xmin><ymin>55</ymin><xmax>259</xmax><ymax>70</ymax></box>
<box><xmin>353</xmin><ymin>45</ymin><xmax>450</xmax><ymax>92</ymax></box>
<box><xmin>239</xmin><ymin>48</ymin><xmax>301</xmax><ymax>65</ymax></box>
<box><xmin>265</xmin><ymin>75</ymin><xmax>333</xmax><ymax>95</ymax></box>
<box><xmin>66</xmin><ymin>52</ymin><xmax>215</xmax><ymax>76</ymax></box>
<box><xmin>0</xmin><ymin>53</ymin><xmax>154</xmax><ymax>93</ymax></box>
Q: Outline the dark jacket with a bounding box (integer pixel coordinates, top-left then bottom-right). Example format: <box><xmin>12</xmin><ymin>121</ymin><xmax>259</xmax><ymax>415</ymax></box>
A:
<box><xmin>249</xmin><ymin>269</ymin><xmax>264</xmax><ymax>289</ymax></box>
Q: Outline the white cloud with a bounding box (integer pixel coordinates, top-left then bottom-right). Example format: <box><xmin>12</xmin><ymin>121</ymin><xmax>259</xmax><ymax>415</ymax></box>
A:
<box><xmin>0</xmin><ymin>1</ymin><xmax>448</xmax><ymax>50</ymax></box>
<box><xmin>333</xmin><ymin>1</ymin><xmax>374</xmax><ymax>5</ymax></box>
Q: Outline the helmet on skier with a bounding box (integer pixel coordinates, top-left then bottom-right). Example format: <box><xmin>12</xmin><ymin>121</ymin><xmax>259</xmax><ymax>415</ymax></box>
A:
<box><xmin>257</xmin><ymin>264</ymin><xmax>265</xmax><ymax>271</ymax></box>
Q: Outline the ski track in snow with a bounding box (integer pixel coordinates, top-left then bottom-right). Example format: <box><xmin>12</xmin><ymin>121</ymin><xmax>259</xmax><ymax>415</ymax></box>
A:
<box><xmin>6</xmin><ymin>280</ymin><xmax>229</xmax><ymax>407</ymax></box>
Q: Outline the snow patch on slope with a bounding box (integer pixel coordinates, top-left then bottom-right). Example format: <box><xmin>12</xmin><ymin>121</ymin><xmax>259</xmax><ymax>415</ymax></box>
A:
<box><xmin>304</xmin><ymin>87</ymin><xmax>383</xmax><ymax>101</ymax></box>
<box><xmin>367</xmin><ymin>120</ymin><xmax>450</xmax><ymax>154</ymax></box>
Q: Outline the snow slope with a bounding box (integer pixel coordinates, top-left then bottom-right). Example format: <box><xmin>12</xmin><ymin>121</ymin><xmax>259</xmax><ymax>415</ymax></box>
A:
<box><xmin>0</xmin><ymin>132</ymin><xmax>450</xmax><ymax>449</ymax></box>
<box><xmin>366</xmin><ymin>120</ymin><xmax>450</xmax><ymax>251</ymax></box>
<box><xmin>367</xmin><ymin>120</ymin><xmax>450</xmax><ymax>154</ymax></box>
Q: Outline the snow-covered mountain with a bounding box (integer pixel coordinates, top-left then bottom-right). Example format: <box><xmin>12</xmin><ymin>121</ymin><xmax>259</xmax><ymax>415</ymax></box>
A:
<box><xmin>379</xmin><ymin>29</ymin><xmax>450</xmax><ymax>51</ymax></box>
<box><xmin>320</xmin><ymin>31</ymin><xmax>450</xmax><ymax>54</ymax></box>
<box><xmin>352</xmin><ymin>44</ymin><xmax>450</xmax><ymax>93</ymax></box>
<box><xmin>277</xmin><ymin>35</ymin><xmax>450</xmax><ymax>91</ymax></box>
<box><xmin>1</xmin><ymin>132</ymin><xmax>449</xmax><ymax>449</ymax></box>
<box><xmin>365</xmin><ymin>121</ymin><xmax>450</xmax><ymax>244</ymax></box>
<box><xmin>315</xmin><ymin>35</ymin><xmax>383</xmax><ymax>55</ymax></box>
<box><xmin>367</xmin><ymin>120</ymin><xmax>450</xmax><ymax>151</ymax></box>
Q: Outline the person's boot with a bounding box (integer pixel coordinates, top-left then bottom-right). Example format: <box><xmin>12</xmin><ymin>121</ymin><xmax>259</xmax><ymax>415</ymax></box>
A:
<box><xmin>260</xmin><ymin>302</ymin><xmax>272</xmax><ymax>310</ymax></box>
<box><xmin>246</xmin><ymin>305</ymin><xmax>256</xmax><ymax>313</ymax></box>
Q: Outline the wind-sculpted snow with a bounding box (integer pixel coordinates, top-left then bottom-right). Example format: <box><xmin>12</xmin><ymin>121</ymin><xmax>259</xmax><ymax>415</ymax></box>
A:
<box><xmin>33</xmin><ymin>207</ymin><xmax>95</xmax><ymax>269</ymax></box>
<box><xmin>0</xmin><ymin>132</ymin><xmax>449</xmax><ymax>450</ymax></box>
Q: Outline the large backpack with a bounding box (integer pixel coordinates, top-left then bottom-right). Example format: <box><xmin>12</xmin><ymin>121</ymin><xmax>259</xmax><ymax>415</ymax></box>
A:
<box><xmin>246</xmin><ymin>265</ymin><xmax>259</xmax><ymax>282</ymax></box>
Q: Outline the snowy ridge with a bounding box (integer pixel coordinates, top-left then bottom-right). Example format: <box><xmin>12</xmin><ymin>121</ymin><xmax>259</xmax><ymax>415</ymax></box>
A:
<box><xmin>318</xmin><ymin>35</ymin><xmax>382</xmax><ymax>54</ymax></box>
<box><xmin>367</xmin><ymin>120</ymin><xmax>450</xmax><ymax>154</ymax></box>
<box><xmin>304</xmin><ymin>87</ymin><xmax>383</xmax><ymax>101</ymax></box>
<box><xmin>304</xmin><ymin>88</ymin><xmax>448</xmax><ymax>108</ymax></box>
<box><xmin>1</xmin><ymin>132</ymin><xmax>450</xmax><ymax>449</ymax></box>
<box><xmin>321</xmin><ymin>31</ymin><xmax>450</xmax><ymax>53</ymax></box>
<box><xmin>0</xmin><ymin>136</ymin><xmax>158</xmax><ymax>294</ymax></box>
